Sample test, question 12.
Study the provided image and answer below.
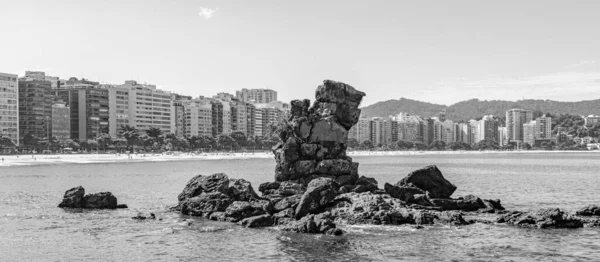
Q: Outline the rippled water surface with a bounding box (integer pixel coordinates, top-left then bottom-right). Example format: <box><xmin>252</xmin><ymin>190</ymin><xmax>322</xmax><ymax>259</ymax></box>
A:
<box><xmin>1</xmin><ymin>152</ymin><xmax>599</xmax><ymax>261</ymax></box>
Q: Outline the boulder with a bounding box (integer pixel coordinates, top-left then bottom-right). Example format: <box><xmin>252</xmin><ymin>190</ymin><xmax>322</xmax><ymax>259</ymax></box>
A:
<box><xmin>224</xmin><ymin>199</ymin><xmax>272</xmax><ymax>222</ymax></box>
<box><xmin>435</xmin><ymin>211</ymin><xmax>470</xmax><ymax>226</ymax></box>
<box><xmin>295</xmin><ymin>178</ymin><xmax>340</xmax><ymax>219</ymax></box>
<box><xmin>576</xmin><ymin>205</ymin><xmax>600</xmax><ymax>216</ymax></box>
<box><xmin>384</xmin><ymin>183</ymin><xmax>425</xmax><ymax>202</ymax></box>
<box><xmin>177</xmin><ymin>173</ymin><xmax>230</xmax><ymax>202</ymax></box>
<box><xmin>314</xmin><ymin>80</ymin><xmax>365</xmax><ymax>130</ymax></box>
<box><xmin>429</xmin><ymin>195</ymin><xmax>485</xmax><ymax>211</ymax></box>
<box><xmin>58</xmin><ymin>186</ymin><xmax>85</xmax><ymax>208</ymax></box>
<box><xmin>308</xmin><ymin>117</ymin><xmax>348</xmax><ymax>144</ymax></box>
<box><xmin>82</xmin><ymin>192</ymin><xmax>118</xmax><ymax>209</ymax></box>
<box><xmin>397</xmin><ymin>165</ymin><xmax>457</xmax><ymax>199</ymax></box>
<box><xmin>281</xmin><ymin>213</ymin><xmax>338</xmax><ymax>234</ymax></box>
<box><xmin>228</xmin><ymin>178</ymin><xmax>259</xmax><ymax>201</ymax></box>
<box><xmin>239</xmin><ymin>214</ymin><xmax>274</xmax><ymax>228</ymax></box>
<box><xmin>180</xmin><ymin>192</ymin><xmax>232</xmax><ymax>216</ymax></box>
<box><xmin>497</xmin><ymin>208</ymin><xmax>583</xmax><ymax>229</ymax></box>
<box><xmin>273</xmin><ymin>195</ymin><xmax>302</xmax><ymax>212</ymax></box>
<box><xmin>260</xmin><ymin>181</ymin><xmax>305</xmax><ymax>197</ymax></box>
<box><xmin>356</xmin><ymin>176</ymin><xmax>378</xmax><ymax>192</ymax></box>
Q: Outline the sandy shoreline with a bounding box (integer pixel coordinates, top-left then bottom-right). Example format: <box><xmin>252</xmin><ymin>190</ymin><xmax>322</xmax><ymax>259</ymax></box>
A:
<box><xmin>0</xmin><ymin>150</ymin><xmax>596</xmax><ymax>167</ymax></box>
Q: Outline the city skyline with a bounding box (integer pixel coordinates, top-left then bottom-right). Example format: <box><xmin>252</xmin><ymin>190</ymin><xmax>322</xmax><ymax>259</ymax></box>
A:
<box><xmin>3</xmin><ymin>1</ymin><xmax>600</xmax><ymax>106</ymax></box>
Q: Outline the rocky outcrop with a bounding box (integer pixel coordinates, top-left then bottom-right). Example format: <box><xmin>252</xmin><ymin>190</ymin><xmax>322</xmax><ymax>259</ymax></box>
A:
<box><xmin>58</xmin><ymin>186</ymin><xmax>125</xmax><ymax>209</ymax></box>
<box><xmin>295</xmin><ymin>177</ymin><xmax>339</xmax><ymax>219</ymax></box>
<box><xmin>497</xmin><ymin>208</ymin><xmax>584</xmax><ymax>229</ymax></box>
<box><xmin>576</xmin><ymin>205</ymin><xmax>600</xmax><ymax>216</ymax></box>
<box><xmin>397</xmin><ymin>165</ymin><xmax>457</xmax><ymax>199</ymax></box>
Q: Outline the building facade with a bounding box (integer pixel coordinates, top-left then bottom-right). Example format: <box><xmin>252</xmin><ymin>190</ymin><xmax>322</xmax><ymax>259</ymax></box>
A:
<box><xmin>56</xmin><ymin>87</ymin><xmax>109</xmax><ymax>141</ymax></box>
<box><xmin>506</xmin><ymin>108</ymin><xmax>533</xmax><ymax>142</ymax></box>
<box><xmin>18</xmin><ymin>79</ymin><xmax>53</xmax><ymax>143</ymax></box>
<box><xmin>235</xmin><ymin>88</ymin><xmax>277</xmax><ymax>104</ymax></box>
<box><xmin>51</xmin><ymin>102</ymin><xmax>71</xmax><ymax>139</ymax></box>
<box><xmin>106</xmin><ymin>85</ymin><xmax>130</xmax><ymax>136</ymax></box>
<box><xmin>0</xmin><ymin>72</ymin><xmax>19</xmax><ymax>146</ymax></box>
<box><xmin>121</xmin><ymin>81</ymin><xmax>173</xmax><ymax>133</ymax></box>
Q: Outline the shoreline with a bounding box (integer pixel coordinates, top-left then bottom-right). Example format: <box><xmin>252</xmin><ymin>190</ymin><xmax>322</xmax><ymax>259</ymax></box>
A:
<box><xmin>0</xmin><ymin>149</ymin><xmax>597</xmax><ymax>167</ymax></box>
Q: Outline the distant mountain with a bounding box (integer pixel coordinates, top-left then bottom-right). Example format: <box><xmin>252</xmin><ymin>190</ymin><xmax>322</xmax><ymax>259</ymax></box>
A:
<box><xmin>360</xmin><ymin>98</ymin><xmax>600</xmax><ymax>121</ymax></box>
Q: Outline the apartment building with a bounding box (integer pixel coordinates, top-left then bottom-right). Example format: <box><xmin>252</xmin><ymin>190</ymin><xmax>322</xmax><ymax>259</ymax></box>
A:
<box><xmin>121</xmin><ymin>81</ymin><xmax>173</xmax><ymax>133</ymax></box>
<box><xmin>106</xmin><ymin>85</ymin><xmax>130</xmax><ymax>136</ymax></box>
<box><xmin>18</xmin><ymin>79</ymin><xmax>53</xmax><ymax>142</ymax></box>
<box><xmin>506</xmin><ymin>108</ymin><xmax>533</xmax><ymax>142</ymax></box>
<box><xmin>236</xmin><ymin>88</ymin><xmax>277</xmax><ymax>104</ymax></box>
<box><xmin>51</xmin><ymin>102</ymin><xmax>71</xmax><ymax>139</ymax></box>
<box><xmin>0</xmin><ymin>72</ymin><xmax>19</xmax><ymax>146</ymax></box>
<box><xmin>56</xmin><ymin>87</ymin><xmax>109</xmax><ymax>141</ymax></box>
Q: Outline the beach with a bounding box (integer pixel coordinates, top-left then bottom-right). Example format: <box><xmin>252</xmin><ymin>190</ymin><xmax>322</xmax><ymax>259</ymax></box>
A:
<box><xmin>0</xmin><ymin>149</ymin><xmax>596</xmax><ymax>167</ymax></box>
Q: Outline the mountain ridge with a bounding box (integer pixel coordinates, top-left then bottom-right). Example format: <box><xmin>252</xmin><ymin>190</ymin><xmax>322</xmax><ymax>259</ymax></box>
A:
<box><xmin>360</xmin><ymin>97</ymin><xmax>600</xmax><ymax>121</ymax></box>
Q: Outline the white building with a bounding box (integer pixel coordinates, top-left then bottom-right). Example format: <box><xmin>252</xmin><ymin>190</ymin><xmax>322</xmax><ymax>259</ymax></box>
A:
<box><xmin>106</xmin><ymin>85</ymin><xmax>131</xmax><ymax>136</ymax></box>
<box><xmin>120</xmin><ymin>81</ymin><xmax>173</xmax><ymax>133</ymax></box>
<box><xmin>236</xmin><ymin>88</ymin><xmax>277</xmax><ymax>104</ymax></box>
<box><xmin>0</xmin><ymin>72</ymin><xmax>19</xmax><ymax>146</ymax></box>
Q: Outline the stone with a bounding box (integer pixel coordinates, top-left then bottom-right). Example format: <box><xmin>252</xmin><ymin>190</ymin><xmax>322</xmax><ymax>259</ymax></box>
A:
<box><xmin>576</xmin><ymin>205</ymin><xmax>600</xmax><ymax>216</ymax></box>
<box><xmin>58</xmin><ymin>186</ymin><xmax>85</xmax><ymax>208</ymax></box>
<box><xmin>177</xmin><ymin>173</ymin><xmax>230</xmax><ymax>202</ymax></box>
<box><xmin>180</xmin><ymin>192</ymin><xmax>232</xmax><ymax>216</ymax></box>
<box><xmin>300</xmin><ymin>144</ymin><xmax>318</xmax><ymax>157</ymax></box>
<box><xmin>295</xmin><ymin>177</ymin><xmax>340</xmax><ymax>219</ymax></box>
<box><xmin>82</xmin><ymin>192</ymin><xmax>118</xmax><ymax>209</ymax></box>
<box><xmin>436</xmin><ymin>211</ymin><xmax>470</xmax><ymax>225</ymax></box>
<box><xmin>224</xmin><ymin>199</ymin><xmax>273</xmax><ymax>222</ymax></box>
<box><xmin>356</xmin><ymin>176</ymin><xmax>378</xmax><ymax>192</ymax></box>
<box><xmin>261</xmin><ymin>181</ymin><xmax>306</xmax><ymax>197</ymax></box>
<box><xmin>397</xmin><ymin>165</ymin><xmax>457</xmax><ymax>199</ymax></box>
<box><xmin>273</xmin><ymin>195</ymin><xmax>302</xmax><ymax>212</ymax></box>
<box><xmin>335</xmin><ymin>174</ymin><xmax>358</xmax><ymax>186</ymax></box>
<box><xmin>239</xmin><ymin>214</ymin><xmax>274</xmax><ymax>228</ymax></box>
<box><xmin>290</xmin><ymin>99</ymin><xmax>311</xmax><ymax>118</ymax></box>
<box><xmin>313</xmin><ymin>80</ymin><xmax>366</xmax><ymax>130</ymax></box>
<box><xmin>497</xmin><ymin>208</ymin><xmax>584</xmax><ymax>229</ymax></box>
<box><xmin>228</xmin><ymin>178</ymin><xmax>259</xmax><ymax>201</ymax></box>
<box><xmin>281</xmin><ymin>213</ymin><xmax>338</xmax><ymax>234</ymax></box>
<box><xmin>308</xmin><ymin>117</ymin><xmax>348</xmax><ymax>144</ymax></box>
<box><xmin>384</xmin><ymin>183</ymin><xmax>425</xmax><ymax>202</ymax></box>
<box><xmin>429</xmin><ymin>195</ymin><xmax>485</xmax><ymax>211</ymax></box>
<box><xmin>116</xmin><ymin>204</ymin><xmax>128</xmax><ymax>209</ymax></box>
<box><xmin>258</xmin><ymin>182</ymin><xmax>280</xmax><ymax>194</ymax></box>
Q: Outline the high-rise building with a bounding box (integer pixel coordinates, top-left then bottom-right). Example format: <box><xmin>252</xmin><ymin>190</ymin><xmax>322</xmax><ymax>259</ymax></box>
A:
<box><xmin>106</xmin><ymin>85</ymin><xmax>130</xmax><ymax>136</ymax></box>
<box><xmin>56</xmin><ymin>87</ymin><xmax>109</xmax><ymax>141</ymax></box>
<box><xmin>506</xmin><ymin>108</ymin><xmax>533</xmax><ymax>142</ymax></box>
<box><xmin>186</xmin><ymin>98</ymin><xmax>213</xmax><ymax>138</ymax></box>
<box><xmin>236</xmin><ymin>88</ymin><xmax>277</xmax><ymax>104</ymax></box>
<box><xmin>0</xmin><ymin>72</ymin><xmax>19</xmax><ymax>146</ymax></box>
<box><xmin>475</xmin><ymin>115</ymin><xmax>499</xmax><ymax>143</ymax></box>
<box><xmin>497</xmin><ymin>126</ymin><xmax>508</xmax><ymax>146</ymax></box>
<box><xmin>253</xmin><ymin>108</ymin><xmax>264</xmax><ymax>137</ymax></box>
<box><xmin>18</xmin><ymin>79</ymin><xmax>53</xmax><ymax>143</ymax></box>
<box><xmin>211</xmin><ymin>100</ymin><xmax>224</xmax><ymax>137</ymax></box>
<box><xmin>523</xmin><ymin>121</ymin><xmax>536</xmax><ymax>146</ymax></box>
<box><xmin>24</xmin><ymin>71</ymin><xmax>60</xmax><ymax>89</ymax></box>
<box><xmin>370</xmin><ymin>117</ymin><xmax>386</xmax><ymax>146</ymax></box>
<box><xmin>230</xmin><ymin>100</ymin><xmax>249</xmax><ymax>136</ymax></box>
<box><xmin>458</xmin><ymin>123</ymin><xmax>472</xmax><ymax>144</ymax></box>
<box><xmin>51</xmin><ymin>102</ymin><xmax>70</xmax><ymax>139</ymax></box>
<box><xmin>522</xmin><ymin>115</ymin><xmax>553</xmax><ymax>146</ymax></box>
<box><xmin>355</xmin><ymin>116</ymin><xmax>371</xmax><ymax>143</ymax></box>
<box><xmin>120</xmin><ymin>81</ymin><xmax>173</xmax><ymax>133</ymax></box>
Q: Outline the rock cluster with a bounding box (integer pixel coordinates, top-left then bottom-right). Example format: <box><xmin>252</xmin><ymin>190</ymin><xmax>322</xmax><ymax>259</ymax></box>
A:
<box><xmin>58</xmin><ymin>186</ymin><xmax>127</xmax><ymax>209</ymax></box>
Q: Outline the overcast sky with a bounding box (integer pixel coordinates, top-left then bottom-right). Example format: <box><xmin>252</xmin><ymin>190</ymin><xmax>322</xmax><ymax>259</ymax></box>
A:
<box><xmin>3</xmin><ymin>0</ymin><xmax>600</xmax><ymax>106</ymax></box>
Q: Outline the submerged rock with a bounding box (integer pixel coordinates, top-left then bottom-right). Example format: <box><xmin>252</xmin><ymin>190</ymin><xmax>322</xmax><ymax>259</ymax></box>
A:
<box><xmin>497</xmin><ymin>208</ymin><xmax>583</xmax><ymax>229</ymax></box>
<box><xmin>58</xmin><ymin>186</ymin><xmax>123</xmax><ymax>209</ymax></box>
<box><xmin>576</xmin><ymin>205</ymin><xmax>600</xmax><ymax>216</ymax></box>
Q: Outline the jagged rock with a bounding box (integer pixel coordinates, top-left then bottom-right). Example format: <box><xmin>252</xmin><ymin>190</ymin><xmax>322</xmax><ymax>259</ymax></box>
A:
<box><xmin>273</xmin><ymin>195</ymin><xmax>302</xmax><ymax>212</ymax></box>
<box><xmin>397</xmin><ymin>165</ymin><xmax>457</xmax><ymax>199</ymax></box>
<box><xmin>273</xmin><ymin>208</ymin><xmax>295</xmax><ymax>225</ymax></box>
<box><xmin>260</xmin><ymin>181</ymin><xmax>305</xmax><ymax>197</ymax></box>
<box><xmin>480</xmin><ymin>199</ymin><xmax>504</xmax><ymax>213</ymax></box>
<box><xmin>295</xmin><ymin>177</ymin><xmax>340</xmax><ymax>219</ymax></box>
<box><xmin>239</xmin><ymin>214</ymin><xmax>274</xmax><ymax>228</ymax></box>
<box><xmin>436</xmin><ymin>211</ymin><xmax>470</xmax><ymax>225</ymax></box>
<box><xmin>229</xmin><ymin>178</ymin><xmax>259</xmax><ymax>201</ymax></box>
<box><xmin>308</xmin><ymin>117</ymin><xmax>348</xmax><ymax>144</ymax></box>
<box><xmin>180</xmin><ymin>192</ymin><xmax>232</xmax><ymax>216</ymax></box>
<box><xmin>300</xmin><ymin>144</ymin><xmax>318</xmax><ymax>157</ymax></box>
<box><xmin>576</xmin><ymin>205</ymin><xmax>600</xmax><ymax>216</ymax></box>
<box><xmin>384</xmin><ymin>183</ymin><xmax>425</xmax><ymax>202</ymax></box>
<box><xmin>132</xmin><ymin>213</ymin><xmax>156</xmax><ymax>220</ymax></box>
<box><xmin>58</xmin><ymin>186</ymin><xmax>85</xmax><ymax>208</ymax></box>
<box><xmin>281</xmin><ymin>212</ymin><xmax>338</xmax><ymax>234</ymax></box>
<box><xmin>314</xmin><ymin>80</ymin><xmax>366</xmax><ymax>130</ymax></box>
<box><xmin>82</xmin><ymin>192</ymin><xmax>118</xmax><ymax>209</ymax></box>
<box><xmin>177</xmin><ymin>173</ymin><xmax>230</xmax><ymax>202</ymax></box>
<box><xmin>430</xmin><ymin>195</ymin><xmax>485</xmax><ymax>211</ymax></box>
<box><xmin>290</xmin><ymin>99</ymin><xmax>311</xmax><ymax>119</ymax></box>
<box><xmin>224</xmin><ymin>199</ymin><xmax>273</xmax><ymax>222</ymax></box>
<box><xmin>497</xmin><ymin>208</ymin><xmax>583</xmax><ymax>229</ymax></box>
<box><xmin>356</xmin><ymin>176</ymin><xmax>378</xmax><ymax>192</ymax></box>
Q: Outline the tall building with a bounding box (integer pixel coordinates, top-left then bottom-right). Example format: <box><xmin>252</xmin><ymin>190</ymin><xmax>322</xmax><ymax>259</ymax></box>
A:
<box><xmin>56</xmin><ymin>87</ymin><xmax>109</xmax><ymax>141</ymax></box>
<box><xmin>106</xmin><ymin>85</ymin><xmax>130</xmax><ymax>136</ymax></box>
<box><xmin>211</xmin><ymin>100</ymin><xmax>224</xmax><ymax>137</ymax></box>
<box><xmin>497</xmin><ymin>126</ymin><xmax>508</xmax><ymax>146</ymax></box>
<box><xmin>51</xmin><ymin>102</ymin><xmax>70</xmax><ymax>139</ymax></box>
<box><xmin>370</xmin><ymin>117</ymin><xmax>386</xmax><ymax>146</ymax></box>
<box><xmin>236</xmin><ymin>88</ymin><xmax>277</xmax><ymax>104</ymax></box>
<box><xmin>186</xmin><ymin>98</ymin><xmax>213</xmax><ymax>137</ymax></box>
<box><xmin>458</xmin><ymin>123</ymin><xmax>472</xmax><ymax>144</ymax></box>
<box><xmin>420</xmin><ymin>118</ymin><xmax>434</xmax><ymax>145</ymax></box>
<box><xmin>355</xmin><ymin>116</ymin><xmax>371</xmax><ymax>143</ymax></box>
<box><xmin>523</xmin><ymin>115</ymin><xmax>553</xmax><ymax>146</ymax></box>
<box><xmin>506</xmin><ymin>108</ymin><xmax>533</xmax><ymax>142</ymax></box>
<box><xmin>523</xmin><ymin>121</ymin><xmax>536</xmax><ymax>146</ymax></box>
<box><xmin>230</xmin><ymin>100</ymin><xmax>249</xmax><ymax>136</ymax></box>
<box><xmin>0</xmin><ymin>72</ymin><xmax>19</xmax><ymax>146</ymax></box>
<box><xmin>120</xmin><ymin>81</ymin><xmax>173</xmax><ymax>133</ymax></box>
<box><xmin>475</xmin><ymin>115</ymin><xmax>499</xmax><ymax>143</ymax></box>
<box><xmin>24</xmin><ymin>71</ymin><xmax>60</xmax><ymax>89</ymax></box>
<box><xmin>18</xmin><ymin>79</ymin><xmax>53</xmax><ymax>143</ymax></box>
<box><xmin>396</xmin><ymin>113</ymin><xmax>421</xmax><ymax>142</ymax></box>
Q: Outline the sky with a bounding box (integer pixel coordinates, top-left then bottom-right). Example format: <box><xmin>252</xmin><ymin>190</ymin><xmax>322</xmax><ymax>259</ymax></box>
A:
<box><xmin>2</xmin><ymin>0</ymin><xmax>600</xmax><ymax>106</ymax></box>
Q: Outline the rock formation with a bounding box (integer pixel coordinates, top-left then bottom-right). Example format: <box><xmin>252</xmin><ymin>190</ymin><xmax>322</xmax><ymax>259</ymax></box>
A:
<box><xmin>58</xmin><ymin>186</ymin><xmax>127</xmax><ymax>209</ymax></box>
<box><xmin>171</xmin><ymin>79</ymin><xmax>598</xmax><ymax>234</ymax></box>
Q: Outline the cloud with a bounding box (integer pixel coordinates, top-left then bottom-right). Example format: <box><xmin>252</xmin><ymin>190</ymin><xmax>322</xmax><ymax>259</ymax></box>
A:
<box><xmin>199</xmin><ymin>7</ymin><xmax>219</xmax><ymax>20</ymax></box>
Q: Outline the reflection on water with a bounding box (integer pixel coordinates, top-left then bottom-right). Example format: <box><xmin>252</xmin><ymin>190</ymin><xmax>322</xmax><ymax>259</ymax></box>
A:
<box><xmin>0</xmin><ymin>153</ymin><xmax>599</xmax><ymax>261</ymax></box>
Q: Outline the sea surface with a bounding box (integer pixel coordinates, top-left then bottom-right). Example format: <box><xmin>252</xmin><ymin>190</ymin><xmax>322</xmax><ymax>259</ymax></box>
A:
<box><xmin>0</xmin><ymin>152</ymin><xmax>599</xmax><ymax>261</ymax></box>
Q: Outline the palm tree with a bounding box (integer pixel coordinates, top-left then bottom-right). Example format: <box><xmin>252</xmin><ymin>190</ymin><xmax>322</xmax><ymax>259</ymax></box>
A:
<box><xmin>118</xmin><ymin>125</ymin><xmax>140</xmax><ymax>153</ymax></box>
<box><xmin>146</xmin><ymin>127</ymin><xmax>163</xmax><ymax>139</ymax></box>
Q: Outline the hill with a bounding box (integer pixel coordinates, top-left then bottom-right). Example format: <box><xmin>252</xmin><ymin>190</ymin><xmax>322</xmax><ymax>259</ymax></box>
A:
<box><xmin>360</xmin><ymin>98</ymin><xmax>600</xmax><ymax>120</ymax></box>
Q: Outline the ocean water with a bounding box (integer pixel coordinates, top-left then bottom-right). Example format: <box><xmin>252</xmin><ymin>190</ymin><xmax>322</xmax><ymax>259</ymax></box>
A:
<box><xmin>0</xmin><ymin>153</ymin><xmax>599</xmax><ymax>261</ymax></box>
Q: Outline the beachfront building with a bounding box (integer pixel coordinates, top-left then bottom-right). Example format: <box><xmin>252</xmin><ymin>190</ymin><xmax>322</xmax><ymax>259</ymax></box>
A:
<box><xmin>51</xmin><ymin>102</ymin><xmax>70</xmax><ymax>139</ymax></box>
<box><xmin>106</xmin><ymin>85</ymin><xmax>130</xmax><ymax>136</ymax></box>
<box><xmin>396</xmin><ymin>113</ymin><xmax>421</xmax><ymax>142</ymax></box>
<box><xmin>18</xmin><ymin>79</ymin><xmax>53</xmax><ymax>143</ymax></box>
<box><xmin>24</xmin><ymin>71</ymin><xmax>61</xmax><ymax>89</ymax></box>
<box><xmin>458</xmin><ymin>123</ymin><xmax>472</xmax><ymax>144</ymax></box>
<box><xmin>497</xmin><ymin>126</ymin><xmax>508</xmax><ymax>146</ymax></box>
<box><xmin>420</xmin><ymin>118</ymin><xmax>434</xmax><ymax>146</ymax></box>
<box><xmin>235</xmin><ymin>88</ymin><xmax>277</xmax><ymax>104</ymax></box>
<box><xmin>0</xmin><ymin>72</ymin><xmax>19</xmax><ymax>146</ymax></box>
<box><xmin>56</xmin><ymin>87</ymin><xmax>109</xmax><ymax>141</ymax></box>
<box><xmin>120</xmin><ymin>81</ymin><xmax>173</xmax><ymax>133</ymax></box>
<box><xmin>522</xmin><ymin>115</ymin><xmax>553</xmax><ymax>146</ymax></box>
<box><xmin>506</xmin><ymin>108</ymin><xmax>533</xmax><ymax>143</ymax></box>
<box><xmin>186</xmin><ymin>98</ymin><xmax>213</xmax><ymax>138</ymax></box>
<box><xmin>475</xmin><ymin>115</ymin><xmax>499</xmax><ymax>143</ymax></box>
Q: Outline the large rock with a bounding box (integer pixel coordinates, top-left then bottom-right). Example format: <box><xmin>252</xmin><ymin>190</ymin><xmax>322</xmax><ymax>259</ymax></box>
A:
<box><xmin>180</xmin><ymin>192</ymin><xmax>232</xmax><ymax>216</ymax></box>
<box><xmin>281</xmin><ymin>212</ymin><xmax>339</xmax><ymax>234</ymax></box>
<box><xmin>177</xmin><ymin>173</ymin><xmax>230</xmax><ymax>201</ymax></box>
<box><xmin>58</xmin><ymin>186</ymin><xmax>85</xmax><ymax>208</ymax></box>
<box><xmin>314</xmin><ymin>80</ymin><xmax>365</xmax><ymax>130</ymax></box>
<box><xmin>259</xmin><ymin>181</ymin><xmax>305</xmax><ymax>197</ymax></box>
<box><xmin>397</xmin><ymin>165</ymin><xmax>457</xmax><ymax>199</ymax></box>
<box><xmin>228</xmin><ymin>178</ymin><xmax>259</xmax><ymax>201</ymax></box>
<box><xmin>224</xmin><ymin>200</ymin><xmax>273</xmax><ymax>222</ymax></box>
<box><xmin>273</xmin><ymin>195</ymin><xmax>302</xmax><ymax>212</ymax></box>
<box><xmin>308</xmin><ymin>117</ymin><xmax>348</xmax><ymax>144</ymax></box>
<box><xmin>239</xmin><ymin>214</ymin><xmax>274</xmax><ymax>228</ymax></box>
<box><xmin>429</xmin><ymin>195</ymin><xmax>485</xmax><ymax>211</ymax></box>
<box><xmin>384</xmin><ymin>183</ymin><xmax>425</xmax><ymax>202</ymax></box>
<box><xmin>295</xmin><ymin>177</ymin><xmax>340</xmax><ymax>219</ymax></box>
<box><xmin>576</xmin><ymin>205</ymin><xmax>600</xmax><ymax>216</ymax></box>
<box><xmin>497</xmin><ymin>208</ymin><xmax>583</xmax><ymax>229</ymax></box>
<box><xmin>82</xmin><ymin>192</ymin><xmax>118</xmax><ymax>209</ymax></box>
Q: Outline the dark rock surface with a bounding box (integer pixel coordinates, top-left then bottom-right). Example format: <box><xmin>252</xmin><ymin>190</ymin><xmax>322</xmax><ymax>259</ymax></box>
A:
<box><xmin>575</xmin><ymin>205</ymin><xmax>600</xmax><ymax>216</ymax></box>
<box><xmin>497</xmin><ymin>208</ymin><xmax>584</xmax><ymax>228</ymax></box>
<box><xmin>295</xmin><ymin>177</ymin><xmax>339</xmax><ymax>219</ymax></box>
<box><xmin>58</xmin><ymin>186</ymin><xmax>124</xmax><ymax>209</ymax></box>
<box><xmin>396</xmin><ymin>165</ymin><xmax>457</xmax><ymax>199</ymax></box>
